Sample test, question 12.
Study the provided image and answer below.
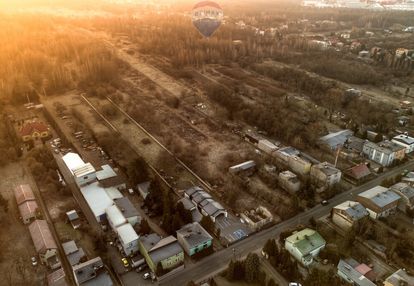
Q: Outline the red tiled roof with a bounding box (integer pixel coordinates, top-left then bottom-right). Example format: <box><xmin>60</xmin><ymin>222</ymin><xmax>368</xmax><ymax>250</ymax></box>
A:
<box><xmin>19</xmin><ymin>121</ymin><xmax>48</xmax><ymax>137</ymax></box>
<box><xmin>349</xmin><ymin>164</ymin><xmax>371</xmax><ymax>180</ymax></box>
<box><xmin>14</xmin><ymin>184</ymin><xmax>35</xmax><ymax>205</ymax></box>
<box><xmin>29</xmin><ymin>220</ymin><xmax>57</xmax><ymax>254</ymax></box>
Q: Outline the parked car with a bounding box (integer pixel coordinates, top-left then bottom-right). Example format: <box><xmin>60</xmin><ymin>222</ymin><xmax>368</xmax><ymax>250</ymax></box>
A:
<box><xmin>31</xmin><ymin>256</ymin><xmax>38</xmax><ymax>266</ymax></box>
<box><xmin>54</xmin><ymin>149</ymin><xmax>59</xmax><ymax>154</ymax></box>
<box><xmin>121</xmin><ymin>258</ymin><xmax>129</xmax><ymax>268</ymax></box>
<box><xmin>143</xmin><ymin>272</ymin><xmax>151</xmax><ymax>280</ymax></box>
<box><xmin>289</xmin><ymin>283</ymin><xmax>302</xmax><ymax>286</ymax></box>
<box><xmin>321</xmin><ymin>200</ymin><xmax>329</xmax><ymax>206</ymax></box>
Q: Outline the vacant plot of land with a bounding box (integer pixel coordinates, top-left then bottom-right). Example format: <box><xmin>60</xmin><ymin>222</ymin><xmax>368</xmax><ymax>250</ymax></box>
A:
<box><xmin>0</xmin><ymin>162</ymin><xmax>47</xmax><ymax>286</ymax></box>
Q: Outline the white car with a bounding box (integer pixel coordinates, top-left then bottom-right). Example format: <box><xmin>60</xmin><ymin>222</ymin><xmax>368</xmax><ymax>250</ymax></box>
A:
<box><xmin>31</xmin><ymin>256</ymin><xmax>38</xmax><ymax>266</ymax></box>
<box><xmin>289</xmin><ymin>283</ymin><xmax>302</xmax><ymax>286</ymax></box>
<box><xmin>142</xmin><ymin>272</ymin><xmax>151</xmax><ymax>280</ymax></box>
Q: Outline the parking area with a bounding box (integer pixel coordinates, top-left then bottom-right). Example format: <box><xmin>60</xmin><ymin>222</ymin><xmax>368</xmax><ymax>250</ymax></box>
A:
<box><xmin>216</xmin><ymin>214</ymin><xmax>252</xmax><ymax>246</ymax></box>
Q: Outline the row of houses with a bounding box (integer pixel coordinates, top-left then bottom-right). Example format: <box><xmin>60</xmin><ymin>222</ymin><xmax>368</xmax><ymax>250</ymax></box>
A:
<box><xmin>283</xmin><ymin>228</ymin><xmax>414</xmax><ymax>286</ymax></box>
<box><xmin>320</xmin><ymin>129</ymin><xmax>414</xmax><ymax>167</ymax></box>
<box><xmin>331</xmin><ymin>182</ymin><xmax>414</xmax><ymax>230</ymax></box>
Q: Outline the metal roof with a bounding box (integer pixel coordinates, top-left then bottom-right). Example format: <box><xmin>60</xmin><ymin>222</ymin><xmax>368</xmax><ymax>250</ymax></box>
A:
<box><xmin>73</xmin><ymin>257</ymin><xmax>104</xmax><ymax>285</ymax></box>
<box><xmin>18</xmin><ymin>200</ymin><xmax>38</xmax><ymax>218</ymax></box>
<box><xmin>229</xmin><ymin>160</ymin><xmax>256</xmax><ymax>171</ymax></box>
<box><xmin>96</xmin><ymin>165</ymin><xmax>117</xmax><ymax>180</ymax></box>
<box><xmin>385</xmin><ymin>269</ymin><xmax>414</xmax><ymax>286</ymax></box>
<box><xmin>29</xmin><ymin>220</ymin><xmax>57</xmax><ymax>254</ymax></box>
<box><xmin>179</xmin><ymin>197</ymin><xmax>196</xmax><ymax>211</ymax></box>
<box><xmin>177</xmin><ymin>222</ymin><xmax>212</xmax><ymax>249</ymax></box>
<box><xmin>114</xmin><ymin>197</ymin><xmax>139</xmax><ymax>219</ymax></box>
<box><xmin>62</xmin><ymin>152</ymin><xmax>85</xmax><ymax>174</ymax></box>
<box><xmin>319</xmin><ymin>129</ymin><xmax>353</xmax><ymax>149</ymax></box>
<box><xmin>358</xmin><ymin>186</ymin><xmax>401</xmax><ymax>208</ymax></box>
<box><xmin>62</xmin><ymin>240</ymin><xmax>78</xmax><ymax>255</ymax></box>
<box><xmin>286</xmin><ymin>228</ymin><xmax>326</xmax><ymax>256</ymax></box>
<box><xmin>192</xmin><ymin>191</ymin><xmax>212</xmax><ymax>204</ymax></box>
<box><xmin>117</xmin><ymin>223</ymin><xmax>139</xmax><ymax>244</ymax></box>
<box><xmin>73</xmin><ymin>163</ymin><xmax>96</xmax><ymax>178</ymax></box>
<box><xmin>390</xmin><ymin>182</ymin><xmax>414</xmax><ymax>200</ymax></box>
<box><xmin>334</xmin><ymin>201</ymin><xmax>369</xmax><ymax>220</ymax></box>
<box><xmin>184</xmin><ymin>186</ymin><xmax>204</xmax><ymax>198</ymax></box>
<box><xmin>201</xmin><ymin>200</ymin><xmax>226</xmax><ymax>217</ymax></box>
<box><xmin>80</xmin><ymin>182</ymin><xmax>114</xmax><ymax>219</ymax></box>
<box><xmin>312</xmin><ymin>162</ymin><xmax>341</xmax><ymax>176</ymax></box>
<box><xmin>106</xmin><ymin>205</ymin><xmax>127</xmax><ymax>228</ymax></box>
<box><xmin>337</xmin><ymin>259</ymin><xmax>376</xmax><ymax>286</ymax></box>
<box><xmin>148</xmin><ymin>237</ymin><xmax>183</xmax><ymax>266</ymax></box>
<box><xmin>14</xmin><ymin>184</ymin><xmax>35</xmax><ymax>205</ymax></box>
<box><xmin>393</xmin><ymin>134</ymin><xmax>414</xmax><ymax>145</ymax></box>
<box><xmin>47</xmin><ymin>268</ymin><xmax>67</xmax><ymax>286</ymax></box>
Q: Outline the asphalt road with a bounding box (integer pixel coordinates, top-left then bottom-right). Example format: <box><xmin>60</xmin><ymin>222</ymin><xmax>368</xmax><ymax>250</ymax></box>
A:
<box><xmin>159</xmin><ymin>160</ymin><xmax>414</xmax><ymax>286</ymax></box>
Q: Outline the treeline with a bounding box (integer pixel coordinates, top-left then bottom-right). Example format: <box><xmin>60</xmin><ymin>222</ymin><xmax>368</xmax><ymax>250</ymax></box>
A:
<box><xmin>0</xmin><ymin>15</ymin><xmax>121</xmax><ymax>106</ymax></box>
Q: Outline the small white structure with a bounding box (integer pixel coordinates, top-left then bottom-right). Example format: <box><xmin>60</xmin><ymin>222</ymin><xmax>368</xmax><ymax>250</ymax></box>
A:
<box><xmin>392</xmin><ymin>134</ymin><xmax>414</xmax><ymax>153</ymax></box>
<box><xmin>117</xmin><ymin>223</ymin><xmax>139</xmax><ymax>256</ymax></box>
<box><xmin>229</xmin><ymin>160</ymin><xmax>256</xmax><ymax>175</ymax></box>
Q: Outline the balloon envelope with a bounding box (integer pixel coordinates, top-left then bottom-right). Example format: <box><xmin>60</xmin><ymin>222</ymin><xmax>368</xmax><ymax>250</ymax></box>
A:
<box><xmin>191</xmin><ymin>1</ymin><xmax>223</xmax><ymax>38</ymax></box>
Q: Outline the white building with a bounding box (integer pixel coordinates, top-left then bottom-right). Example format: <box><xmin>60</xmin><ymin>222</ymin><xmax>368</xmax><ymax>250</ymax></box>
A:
<box><xmin>80</xmin><ymin>182</ymin><xmax>120</xmax><ymax>223</ymax></box>
<box><xmin>310</xmin><ymin>162</ymin><xmax>342</xmax><ymax>190</ymax></box>
<box><xmin>62</xmin><ymin>152</ymin><xmax>96</xmax><ymax>186</ymax></box>
<box><xmin>106</xmin><ymin>205</ymin><xmax>127</xmax><ymax>232</ymax></box>
<box><xmin>117</xmin><ymin>223</ymin><xmax>139</xmax><ymax>256</ymax></box>
<box><xmin>392</xmin><ymin>134</ymin><xmax>414</xmax><ymax>153</ymax></box>
<box><xmin>279</xmin><ymin>170</ymin><xmax>301</xmax><ymax>193</ymax></box>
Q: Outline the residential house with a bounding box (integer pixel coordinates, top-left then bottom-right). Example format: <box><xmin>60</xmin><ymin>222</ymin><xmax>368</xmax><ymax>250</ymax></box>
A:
<box><xmin>384</xmin><ymin>269</ymin><xmax>414</xmax><ymax>286</ymax></box>
<box><xmin>114</xmin><ymin>197</ymin><xmax>141</xmax><ymax>226</ymax></box>
<box><xmin>319</xmin><ymin>129</ymin><xmax>354</xmax><ymax>151</ymax></box>
<box><xmin>279</xmin><ymin>170</ymin><xmax>301</xmax><ymax>194</ymax></box>
<box><xmin>96</xmin><ymin>165</ymin><xmax>126</xmax><ymax>190</ymax></box>
<box><xmin>137</xmin><ymin>181</ymin><xmax>151</xmax><ymax>200</ymax></box>
<box><xmin>19</xmin><ymin>121</ymin><xmax>49</xmax><ymax>142</ymax></box>
<box><xmin>337</xmin><ymin>258</ymin><xmax>376</xmax><ymax>286</ymax></box>
<box><xmin>389</xmin><ymin>182</ymin><xmax>414</xmax><ymax>212</ymax></box>
<box><xmin>392</xmin><ymin>134</ymin><xmax>414</xmax><ymax>153</ymax></box>
<box><xmin>229</xmin><ymin>160</ymin><xmax>256</xmax><ymax>176</ymax></box>
<box><xmin>47</xmin><ymin>268</ymin><xmax>67</xmax><ymax>286</ymax></box>
<box><xmin>62</xmin><ymin>240</ymin><xmax>86</xmax><ymax>266</ymax></box>
<box><xmin>344</xmin><ymin>164</ymin><xmax>372</xmax><ymax>184</ymax></box>
<box><xmin>117</xmin><ymin>223</ymin><xmax>139</xmax><ymax>256</ymax></box>
<box><xmin>362</xmin><ymin>141</ymin><xmax>405</xmax><ymax>167</ymax></box>
<box><xmin>139</xmin><ymin>234</ymin><xmax>184</xmax><ymax>274</ymax></box>
<box><xmin>29</xmin><ymin>220</ymin><xmax>60</xmax><ymax>269</ymax></box>
<box><xmin>66</xmin><ymin>210</ymin><xmax>81</xmax><ymax>229</ymax></box>
<box><xmin>72</xmin><ymin>257</ymin><xmax>113</xmax><ymax>286</ymax></box>
<box><xmin>176</xmin><ymin>222</ymin><xmax>213</xmax><ymax>256</ymax></box>
<box><xmin>284</xmin><ymin>228</ymin><xmax>326</xmax><ymax>266</ymax></box>
<box><xmin>357</xmin><ymin>186</ymin><xmax>401</xmax><ymax>219</ymax></box>
<box><xmin>310</xmin><ymin>162</ymin><xmax>342</xmax><ymax>190</ymax></box>
<box><xmin>332</xmin><ymin>201</ymin><xmax>369</xmax><ymax>230</ymax></box>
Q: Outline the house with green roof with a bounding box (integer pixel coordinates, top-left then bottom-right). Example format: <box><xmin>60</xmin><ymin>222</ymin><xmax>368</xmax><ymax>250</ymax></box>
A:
<box><xmin>284</xmin><ymin>228</ymin><xmax>326</xmax><ymax>266</ymax></box>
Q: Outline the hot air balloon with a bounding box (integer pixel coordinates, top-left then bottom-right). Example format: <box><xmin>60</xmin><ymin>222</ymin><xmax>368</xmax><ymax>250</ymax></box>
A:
<box><xmin>191</xmin><ymin>1</ymin><xmax>224</xmax><ymax>38</ymax></box>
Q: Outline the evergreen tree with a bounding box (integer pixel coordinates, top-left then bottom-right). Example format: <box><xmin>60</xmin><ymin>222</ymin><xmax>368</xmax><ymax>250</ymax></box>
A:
<box><xmin>245</xmin><ymin>253</ymin><xmax>260</xmax><ymax>283</ymax></box>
